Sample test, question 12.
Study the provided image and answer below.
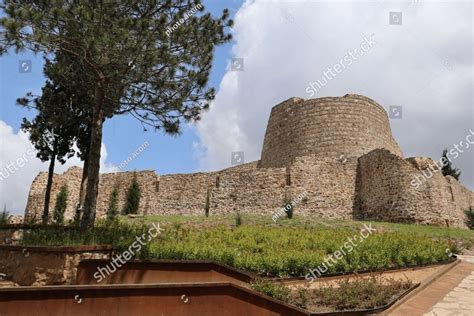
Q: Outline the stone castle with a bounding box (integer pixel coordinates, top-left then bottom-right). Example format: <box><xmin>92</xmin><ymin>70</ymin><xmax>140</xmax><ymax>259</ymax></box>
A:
<box><xmin>25</xmin><ymin>94</ymin><xmax>473</xmax><ymax>228</ymax></box>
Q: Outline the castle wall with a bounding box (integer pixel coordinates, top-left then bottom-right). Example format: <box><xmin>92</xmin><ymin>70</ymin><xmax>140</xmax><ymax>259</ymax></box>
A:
<box><xmin>354</xmin><ymin>149</ymin><xmax>473</xmax><ymax>228</ymax></box>
<box><xmin>24</xmin><ymin>156</ymin><xmax>360</xmax><ymax>222</ymax></box>
<box><xmin>24</xmin><ymin>167</ymin><xmax>159</xmax><ymax>222</ymax></box>
<box><xmin>23</xmin><ymin>94</ymin><xmax>472</xmax><ymax>229</ymax></box>
<box><xmin>287</xmin><ymin>155</ymin><xmax>358</xmax><ymax>219</ymax></box>
<box><xmin>259</xmin><ymin>94</ymin><xmax>403</xmax><ymax>168</ymax></box>
<box><xmin>25</xmin><ymin>163</ymin><xmax>290</xmax><ymax>221</ymax></box>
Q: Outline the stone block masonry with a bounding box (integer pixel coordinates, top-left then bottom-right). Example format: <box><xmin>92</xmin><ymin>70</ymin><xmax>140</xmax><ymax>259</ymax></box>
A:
<box><xmin>354</xmin><ymin>149</ymin><xmax>473</xmax><ymax>228</ymax></box>
<box><xmin>24</xmin><ymin>94</ymin><xmax>473</xmax><ymax>228</ymax></box>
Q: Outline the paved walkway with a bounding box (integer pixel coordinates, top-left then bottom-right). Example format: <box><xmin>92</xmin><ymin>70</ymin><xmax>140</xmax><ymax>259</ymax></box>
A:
<box><xmin>423</xmin><ymin>270</ymin><xmax>474</xmax><ymax>316</ymax></box>
<box><xmin>388</xmin><ymin>259</ymin><xmax>474</xmax><ymax>316</ymax></box>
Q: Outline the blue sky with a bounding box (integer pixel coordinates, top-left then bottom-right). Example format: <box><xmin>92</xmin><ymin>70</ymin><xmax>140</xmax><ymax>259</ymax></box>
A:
<box><xmin>0</xmin><ymin>0</ymin><xmax>244</xmax><ymax>176</ymax></box>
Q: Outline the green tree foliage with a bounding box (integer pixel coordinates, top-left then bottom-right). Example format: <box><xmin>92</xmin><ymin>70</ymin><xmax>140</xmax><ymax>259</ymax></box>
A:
<box><xmin>123</xmin><ymin>174</ymin><xmax>141</xmax><ymax>215</ymax></box>
<box><xmin>0</xmin><ymin>0</ymin><xmax>233</xmax><ymax>228</ymax></box>
<box><xmin>107</xmin><ymin>186</ymin><xmax>119</xmax><ymax>221</ymax></box>
<box><xmin>465</xmin><ymin>207</ymin><xmax>474</xmax><ymax>230</ymax></box>
<box><xmin>441</xmin><ymin>149</ymin><xmax>461</xmax><ymax>180</ymax></box>
<box><xmin>18</xmin><ymin>52</ymin><xmax>93</xmax><ymax>225</ymax></box>
<box><xmin>53</xmin><ymin>184</ymin><xmax>68</xmax><ymax>225</ymax></box>
<box><xmin>18</xmin><ymin>75</ymin><xmax>76</xmax><ymax>224</ymax></box>
<box><xmin>0</xmin><ymin>205</ymin><xmax>11</xmax><ymax>225</ymax></box>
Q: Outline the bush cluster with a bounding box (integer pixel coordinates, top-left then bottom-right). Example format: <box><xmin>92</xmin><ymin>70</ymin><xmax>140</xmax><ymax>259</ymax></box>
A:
<box><xmin>251</xmin><ymin>276</ymin><xmax>412</xmax><ymax>311</ymax></box>
<box><xmin>148</xmin><ymin>225</ymin><xmax>453</xmax><ymax>277</ymax></box>
<box><xmin>20</xmin><ymin>220</ymin><xmax>154</xmax><ymax>259</ymax></box>
<box><xmin>0</xmin><ymin>208</ymin><xmax>11</xmax><ymax>225</ymax></box>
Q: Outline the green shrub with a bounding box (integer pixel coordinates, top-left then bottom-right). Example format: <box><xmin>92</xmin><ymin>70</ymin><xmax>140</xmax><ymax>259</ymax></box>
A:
<box><xmin>283</xmin><ymin>196</ymin><xmax>294</xmax><ymax>219</ymax></box>
<box><xmin>465</xmin><ymin>207</ymin><xmax>474</xmax><ymax>229</ymax></box>
<box><xmin>53</xmin><ymin>184</ymin><xmax>68</xmax><ymax>225</ymax></box>
<box><xmin>316</xmin><ymin>276</ymin><xmax>412</xmax><ymax>310</ymax></box>
<box><xmin>294</xmin><ymin>287</ymin><xmax>309</xmax><ymax>308</ymax></box>
<box><xmin>250</xmin><ymin>280</ymin><xmax>290</xmax><ymax>302</ymax></box>
<box><xmin>235</xmin><ymin>211</ymin><xmax>242</xmax><ymax>226</ymax></box>
<box><xmin>147</xmin><ymin>225</ymin><xmax>453</xmax><ymax>278</ymax></box>
<box><xmin>20</xmin><ymin>221</ymin><xmax>155</xmax><ymax>259</ymax></box>
<box><xmin>251</xmin><ymin>275</ymin><xmax>412</xmax><ymax>311</ymax></box>
<box><xmin>0</xmin><ymin>206</ymin><xmax>11</xmax><ymax>225</ymax></box>
<box><xmin>204</xmin><ymin>189</ymin><xmax>210</xmax><ymax>217</ymax></box>
<box><xmin>122</xmin><ymin>173</ymin><xmax>141</xmax><ymax>215</ymax></box>
<box><xmin>72</xmin><ymin>203</ymin><xmax>81</xmax><ymax>226</ymax></box>
<box><xmin>441</xmin><ymin>149</ymin><xmax>461</xmax><ymax>180</ymax></box>
<box><xmin>107</xmin><ymin>186</ymin><xmax>119</xmax><ymax>221</ymax></box>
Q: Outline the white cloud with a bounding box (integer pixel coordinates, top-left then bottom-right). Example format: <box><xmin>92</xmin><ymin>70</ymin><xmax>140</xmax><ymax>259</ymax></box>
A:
<box><xmin>0</xmin><ymin>120</ymin><xmax>117</xmax><ymax>215</ymax></box>
<box><xmin>195</xmin><ymin>0</ymin><xmax>473</xmax><ymax>189</ymax></box>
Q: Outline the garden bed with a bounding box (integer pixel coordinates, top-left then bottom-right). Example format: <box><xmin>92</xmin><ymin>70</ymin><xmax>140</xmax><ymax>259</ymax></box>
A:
<box><xmin>13</xmin><ymin>221</ymin><xmax>462</xmax><ymax>279</ymax></box>
<box><xmin>251</xmin><ymin>276</ymin><xmax>420</xmax><ymax>314</ymax></box>
<box><xmin>147</xmin><ymin>225</ymin><xmax>458</xmax><ymax>278</ymax></box>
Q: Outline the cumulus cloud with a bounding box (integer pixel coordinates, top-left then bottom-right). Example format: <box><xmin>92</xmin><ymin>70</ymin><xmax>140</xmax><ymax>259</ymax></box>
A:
<box><xmin>0</xmin><ymin>120</ymin><xmax>117</xmax><ymax>215</ymax></box>
<box><xmin>195</xmin><ymin>0</ymin><xmax>473</xmax><ymax>189</ymax></box>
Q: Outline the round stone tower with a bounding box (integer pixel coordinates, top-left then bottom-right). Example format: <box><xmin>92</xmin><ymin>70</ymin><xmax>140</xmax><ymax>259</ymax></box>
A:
<box><xmin>259</xmin><ymin>94</ymin><xmax>403</xmax><ymax>168</ymax></box>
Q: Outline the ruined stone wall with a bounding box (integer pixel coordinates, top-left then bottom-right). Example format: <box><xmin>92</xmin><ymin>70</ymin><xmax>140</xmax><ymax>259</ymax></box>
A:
<box><xmin>25</xmin><ymin>167</ymin><xmax>159</xmax><ymax>222</ymax></box>
<box><xmin>287</xmin><ymin>155</ymin><xmax>358</xmax><ymax>219</ymax></box>
<box><xmin>24</xmin><ymin>156</ymin><xmax>360</xmax><ymax>221</ymax></box>
<box><xmin>354</xmin><ymin>149</ymin><xmax>473</xmax><ymax>228</ymax></box>
<box><xmin>0</xmin><ymin>245</ymin><xmax>111</xmax><ymax>286</ymax></box>
<box><xmin>259</xmin><ymin>94</ymin><xmax>403</xmax><ymax>168</ymax></box>
<box><xmin>25</xmin><ymin>163</ymin><xmax>290</xmax><ymax>220</ymax></box>
<box><xmin>23</xmin><ymin>94</ymin><xmax>472</xmax><ymax>228</ymax></box>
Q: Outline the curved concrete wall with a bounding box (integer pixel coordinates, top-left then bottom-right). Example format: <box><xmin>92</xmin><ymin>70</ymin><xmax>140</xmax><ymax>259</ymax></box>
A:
<box><xmin>259</xmin><ymin>94</ymin><xmax>403</xmax><ymax>168</ymax></box>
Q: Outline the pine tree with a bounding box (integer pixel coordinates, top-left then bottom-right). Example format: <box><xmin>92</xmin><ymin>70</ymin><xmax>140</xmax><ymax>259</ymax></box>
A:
<box><xmin>122</xmin><ymin>174</ymin><xmax>141</xmax><ymax>215</ymax></box>
<box><xmin>53</xmin><ymin>185</ymin><xmax>68</xmax><ymax>225</ymax></box>
<box><xmin>441</xmin><ymin>149</ymin><xmax>461</xmax><ymax>180</ymax></box>
<box><xmin>0</xmin><ymin>1</ymin><xmax>233</xmax><ymax>228</ymax></box>
<box><xmin>107</xmin><ymin>186</ymin><xmax>119</xmax><ymax>221</ymax></box>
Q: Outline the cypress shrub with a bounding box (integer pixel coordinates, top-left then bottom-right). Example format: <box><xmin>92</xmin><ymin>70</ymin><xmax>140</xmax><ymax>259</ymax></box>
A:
<box><xmin>53</xmin><ymin>184</ymin><xmax>68</xmax><ymax>225</ymax></box>
<box><xmin>123</xmin><ymin>173</ymin><xmax>141</xmax><ymax>215</ymax></box>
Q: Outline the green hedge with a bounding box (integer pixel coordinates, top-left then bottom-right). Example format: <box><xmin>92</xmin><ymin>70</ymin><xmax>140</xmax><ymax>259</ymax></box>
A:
<box><xmin>149</xmin><ymin>225</ymin><xmax>453</xmax><ymax>277</ymax></box>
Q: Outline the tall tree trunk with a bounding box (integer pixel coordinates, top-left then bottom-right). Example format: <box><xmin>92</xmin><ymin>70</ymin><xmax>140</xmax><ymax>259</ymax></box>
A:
<box><xmin>81</xmin><ymin>83</ymin><xmax>105</xmax><ymax>228</ymax></box>
<box><xmin>74</xmin><ymin>154</ymin><xmax>89</xmax><ymax>224</ymax></box>
<box><xmin>78</xmin><ymin>155</ymin><xmax>89</xmax><ymax>208</ymax></box>
<box><xmin>42</xmin><ymin>138</ymin><xmax>58</xmax><ymax>225</ymax></box>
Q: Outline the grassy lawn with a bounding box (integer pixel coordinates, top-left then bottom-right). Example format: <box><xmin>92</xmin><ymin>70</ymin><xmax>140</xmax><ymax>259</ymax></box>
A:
<box><xmin>121</xmin><ymin>213</ymin><xmax>474</xmax><ymax>247</ymax></box>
